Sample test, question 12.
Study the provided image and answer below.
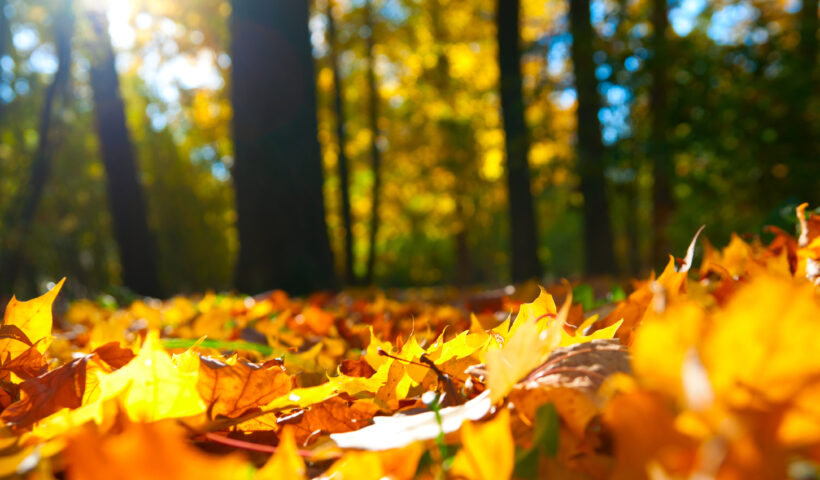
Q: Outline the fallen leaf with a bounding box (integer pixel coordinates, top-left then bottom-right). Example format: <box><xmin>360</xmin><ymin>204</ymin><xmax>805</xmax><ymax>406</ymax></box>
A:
<box><xmin>64</xmin><ymin>420</ymin><xmax>250</xmax><ymax>480</ymax></box>
<box><xmin>486</xmin><ymin>288</ymin><xmax>563</xmax><ymax>402</ymax></box>
<box><xmin>198</xmin><ymin>356</ymin><xmax>292</xmax><ymax>418</ymax></box>
<box><xmin>510</xmin><ymin>339</ymin><xmax>630</xmax><ymax>436</ymax></box>
<box><xmin>277</xmin><ymin>395</ymin><xmax>380</xmax><ymax>445</ymax></box>
<box><xmin>450</xmin><ymin>408</ymin><xmax>514</xmax><ymax>480</ymax></box>
<box><xmin>0</xmin><ymin>345</ymin><xmax>47</xmax><ymax>381</ymax></box>
<box><xmin>0</xmin><ymin>278</ymin><xmax>65</xmax><ymax>360</ymax></box>
<box><xmin>95</xmin><ymin>331</ymin><xmax>206</xmax><ymax>421</ymax></box>
<box><xmin>255</xmin><ymin>427</ymin><xmax>306</xmax><ymax>480</ymax></box>
<box><xmin>330</xmin><ymin>390</ymin><xmax>492</xmax><ymax>450</ymax></box>
<box><xmin>321</xmin><ymin>442</ymin><xmax>424</xmax><ymax>480</ymax></box>
<box><xmin>1</xmin><ymin>355</ymin><xmax>89</xmax><ymax>429</ymax></box>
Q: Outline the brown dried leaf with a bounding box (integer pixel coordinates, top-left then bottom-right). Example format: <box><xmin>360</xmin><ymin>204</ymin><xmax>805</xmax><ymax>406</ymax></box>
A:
<box><xmin>277</xmin><ymin>395</ymin><xmax>380</xmax><ymax>445</ymax></box>
<box><xmin>92</xmin><ymin>342</ymin><xmax>136</xmax><ymax>370</ymax></box>
<box><xmin>511</xmin><ymin>339</ymin><xmax>630</xmax><ymax>437</ymax></box>
<box><xmin>1</xmin><ymin>355</ymin><xmax>89</xmax><ymax>428</ymax></box>
<box><xmin>339</xmin><ymin>358</ymin><xmax>376</xmax><ymax>378</ymax></box>
<box><xmin>0</xmin><ymin>345</ymin><xmax>47</xmax><ymax>381</ymax></box>
<box><xmin>198</xmin><ymin>356</ymin><xmax>292</xmax><ymax>419</ymax></box>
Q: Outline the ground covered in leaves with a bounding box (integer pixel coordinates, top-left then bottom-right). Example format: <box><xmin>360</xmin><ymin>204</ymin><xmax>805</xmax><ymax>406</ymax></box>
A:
<box><xmin>2</xmin><ymin>204</ymin><xmax>820</xmax><ymax>479</ymax></box>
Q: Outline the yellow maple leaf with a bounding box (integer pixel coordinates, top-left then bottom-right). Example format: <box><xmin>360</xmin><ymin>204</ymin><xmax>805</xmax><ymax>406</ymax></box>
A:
<box><xmin>322</xmin><ymin>443</ymin><xmax>424</xmax><ymax>480</ymax></box>
<box><xmin>96</xmin><ymin>331</ymin><xmax>206</xmax><ymax>422</ymax></box>
<box><xmin>255</xmin><ymin>427</ymin><xmax>306</xmax><ymax>480</ymax></box>
<box><xmin>486</xmin><ymin>288</ymin><xmax>563</xmax><ymax>402</ymax></box>
<box><xmin>0</xmin><ymin>278</ymin><xmax>65</xmax><ymax>360</ymax></box>
<box><xmin>450</xmin><ymin>408</ymin><xmax>514</xmax><ymax>480</ymax></box>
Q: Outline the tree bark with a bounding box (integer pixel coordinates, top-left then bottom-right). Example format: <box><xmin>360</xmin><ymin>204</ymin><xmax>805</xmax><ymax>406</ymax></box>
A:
<box><xmin>88</xmin><ymin>13</ymin><xmax>161</xmax><ymax>297</ymax></box>
<box><xmin>568</xmin><ymin>0</ymin><xmax>617</xmax><ymax>275</ymax></box>
<box><xmin>363</xmin><ymin>0</ymin><xmax>382</xmax><ymax>285</ymax></box>
<box><xmin>326</xmin><ymin>0</ymin><xmax>356</xmax><ymax>285</ymax></box>
<box><xmin>650</xmin><ymin>0</ymin><xmax>674</xmax><ymax>268</ymax></box>
<box><xmin>796</xmin><ymin>0</ymin><xmax>819</xmax><ymax>204</ymax></box>
<box><xmin>0</xmin><ymin>0</ymin><xmax>8</xmax><ymax>135</ymax></box>
<box><xmin>0</xmin><ymin>0</ymin><xmax>73</xmax><ymax>294</ymax></box>
<box><xmin>231</xmin><ymin>0</ymin><xmax>337</xmax><ymax>295</ymax></box>
<box><xmin>496</xmin><ymin>0</ymin><xmax>542</xmax><ymax>282</ymax></box>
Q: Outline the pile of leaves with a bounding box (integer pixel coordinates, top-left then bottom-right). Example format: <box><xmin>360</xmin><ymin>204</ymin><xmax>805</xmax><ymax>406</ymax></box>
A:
<box><xmin>1</xmin><ymin>204</ymin><xmax>820</xmax><ymax>479</ymax></box>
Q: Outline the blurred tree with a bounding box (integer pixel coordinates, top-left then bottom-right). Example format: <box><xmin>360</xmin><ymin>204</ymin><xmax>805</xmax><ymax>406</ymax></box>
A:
<box><xmin>0</xmin><ymin>0</ymin><xmax>73</xmax><ymax>294</ymax></box>
<box><xmin>363</xmin><ymin>0</ymin><xmax>382</xmax><ymax>285</ymax></box>
<box><xmin>426</xmin><ymin>0</ymin><xmax>479</xmax><ymax>286</ymax></box>
<box><xmin>88</xmin><ymin>12</ymin><xmax>161</xmax><ymax>297</ymax></box>
<box><xmin>231</xmin><ymin>0</ymin><xmax>336</xmax><ymax>294</ymax></box>
<box><xmin>569</xmin><ymin>0</ymin><xmax>617</xmax><ymax>275</ymax></box>
<box><xmin>794</xmin><ymin>0</ymin><xmax>819</xmax><ymax>201</ymax></box>
<box><xmin>0</xmin><ymin>0</ymin><xmax>7</xmax><ymax>134</ymax></box>
<box><xmin>326</xmin><ymin>0</ymin><xmax>356</xmax><ymax>286</ymax></box>
<box><xmin>650</xmin><ymin>0</ymin><xmax>673</xmax><ymax>269</ymax></box>
<box><xmin>496</xmin><ymin>0</ymin><xmax>541</xmax><ymax>282</ymax></box>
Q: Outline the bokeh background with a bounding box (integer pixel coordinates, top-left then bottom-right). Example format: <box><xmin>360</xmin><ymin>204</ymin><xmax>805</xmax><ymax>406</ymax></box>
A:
<box><xmin>0</xmin><ymin>0</ymin><xmax>817</xmax><ymax>299</ymax></box>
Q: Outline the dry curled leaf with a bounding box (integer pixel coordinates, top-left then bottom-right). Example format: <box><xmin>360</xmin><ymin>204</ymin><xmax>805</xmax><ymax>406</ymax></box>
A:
<box><xmin>198</xmin><ymin>356</ymin><xmax>292</xmax><ymax>419</ymax></box>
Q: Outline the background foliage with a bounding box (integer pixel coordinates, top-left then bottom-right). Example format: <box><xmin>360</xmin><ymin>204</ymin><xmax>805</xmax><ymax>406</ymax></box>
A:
<box><xmin>0</xmin><ymin>0</ymin><xmax>817</xmax><ymax>297</ymax></box>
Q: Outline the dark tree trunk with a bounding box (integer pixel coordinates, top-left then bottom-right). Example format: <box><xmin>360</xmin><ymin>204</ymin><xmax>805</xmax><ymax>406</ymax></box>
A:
<box><xmin>326</xmin><ymin>0</ymin><xmax>356</xmax><ymax>285</ymax></box>
<box><xmin>363</xmin><ymin>0</ymin><xmax>382</xmax><ymax>285</ymax></box>
<box><xmin>0</xmin><ymin>0</ymin><xmax>73</xmax><ymax>294</ymax></box>
<box><xmin>0</xmin><ymin>0</ymin><xmax>7</xmax><ymax>134</ymax></box>
<box><xmin>496</xmin><ymin>0</ymin><xmax>541</xmax><ymax>282</ymax></box>
<box><xmin>796</xmin><ymin>0</ymin><xmax>820</xmax><ymax>204</ymax></box>
<box><xmin>88</xmin><ymin>13</ymin><xmax>161</xmax><ymax>297</ymax></box>
<box><xmin>568</xmin><ymin>0</ymin><xmax>617</xmax><ymax>275</ymax></box>
<box><xmin>231</xmin><ymin>0</ymin><xmax>337</xmax><ymax>295</ymax></box>
<box><xmin>650</xmin><ymin>0</ymin><xmax>674</xmax><ymax>268</ymax></box>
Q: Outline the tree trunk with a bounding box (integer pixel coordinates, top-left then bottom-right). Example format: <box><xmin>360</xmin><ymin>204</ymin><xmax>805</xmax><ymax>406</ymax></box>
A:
<box><xmin>363</xmin><ymin>0</ymin><xmax>382</xmax><ymax>285</ymax></box>
<box><xmin>796</xmin><ymin>0</ymin><xmax>820</xmax><ymax>204</ymax></box>
<box><xmin>231</xmin><ymin>0</ymin><xmax>337</xmax><ymax>295</ymax></box>
<box><xmin>650</xmin><ymin>0</ymin><xmax>674</xmax><ymax>268</ymax></box>
<box><xmin>326</xmin><ymin>0</ymin><xmax>356</xmax><ymax>285</ymax></box>
<box><xmin>88</xmin><ymin>13</ymin><xmax>161</xmax><ymax>297</ymax></box>
<box><xmin>0</xmin><ymin>0</ymin><xmax>8</xmax><ymax>135</ymax></box>
<box><xmin>0</xmin><ymin>0</ymin><xmax>73</xmax><ymax>294</ymax></box>
<box><xmin>496</xmin><ymin>0</ymin><xmax>541</xmax><ymax>282</ymax></box>
<box><xmin>568</xmin><ymin>0</ymin><xmax>617</xmax><ymax>275</ymax></box>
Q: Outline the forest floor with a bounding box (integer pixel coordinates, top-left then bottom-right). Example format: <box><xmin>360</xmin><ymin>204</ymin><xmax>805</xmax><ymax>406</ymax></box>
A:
<box><xmin>0</xmin><ymin>204</ymin><xmax>819</xmax><ymax>479</ymax></box>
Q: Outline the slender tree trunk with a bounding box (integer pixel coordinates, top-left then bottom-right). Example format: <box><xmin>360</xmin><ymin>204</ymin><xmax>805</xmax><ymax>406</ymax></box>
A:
<box><xmin>326</xmin><ymin>0</ymin><xmax>356</xmax><ymax>285</ymax></box>
<box><xmin>363</xmin><ymin>0</ymin><xmax>382</xmax><ymax>285</ymax></box>
<box><xmin>796</xmin><ymin>0</ymin><xmax>820</xmax><ymax>204</ymax></box>
<box><xmin>231</xmin><ymin>0</ymin><xmax>337</xmax><ymax>295</ymax></box>
<box><xmin>0</xmin><ymin>0</ymin><xmax>73</xmax><ymax>294</ymax></box>
<box><xmin>88</xmin><ymin>13</ymin><xmax>161</xmax><ymax>297</ymax></box>
<box><xmin>496</xmin><ymin>0</ymin><xmax>541</xmax><ymax>282</ymax></box>
<box><xmin>0</xmin><ymin>0</ymin><xmax>7</xmax><ymax>136</ymax></box>
<box><xmin>650</xmin><ymin>0</ymin><xmax>674</xmax><ymax>268</ymax></box>
<box><xmin>568</xmin><ymin>0</ymin><xmax>617</xmax><ymax>275</ymax></box>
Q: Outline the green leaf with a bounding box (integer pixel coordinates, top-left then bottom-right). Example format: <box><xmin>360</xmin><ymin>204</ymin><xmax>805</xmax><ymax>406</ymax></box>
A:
<box><xmin>607</xmin><ymin>285</ymin><xmax>626</xmax><ymax>303</ymax></box>
<box><xmin>572</xmin><ymin>283</ymin><xmax>596</xmax><ymax>310</ymax></box>
<box><xmin>532</xmin><ymin>402</ymin><xmax>560</xmax><ymax>457</ymax></box>
<box><xmin>160</xmin><ymin>338</ymin><xmax>278</xmax><ymax>356</ymax></box>
<box><xmin>513</xmin><ymin>402</ymin><xmax>560</xmax><ymax>478</ymax></box>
